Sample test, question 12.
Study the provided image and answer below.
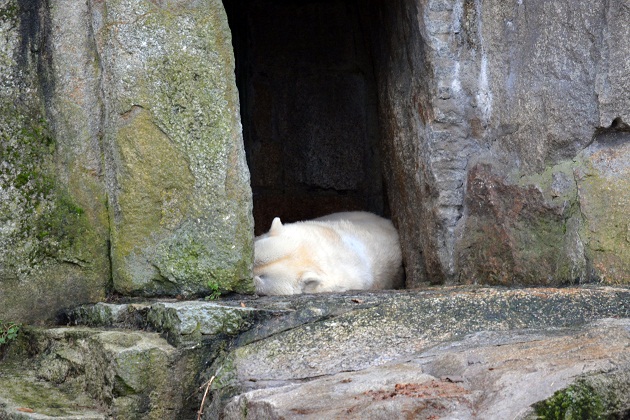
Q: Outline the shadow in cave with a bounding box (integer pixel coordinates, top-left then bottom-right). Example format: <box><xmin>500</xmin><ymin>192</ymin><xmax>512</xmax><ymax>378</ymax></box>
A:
<box><xmin>223</xmin><ymin>0</ymin><xmax>385</xmax><ymax>235</ymax></box>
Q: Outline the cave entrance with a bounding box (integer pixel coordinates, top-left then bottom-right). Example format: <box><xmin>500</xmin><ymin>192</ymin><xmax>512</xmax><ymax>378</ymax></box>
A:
<box><xmin>223</xmin><ymin>0</ymin><xmax>384</xmax><ymax>235</ymax></box>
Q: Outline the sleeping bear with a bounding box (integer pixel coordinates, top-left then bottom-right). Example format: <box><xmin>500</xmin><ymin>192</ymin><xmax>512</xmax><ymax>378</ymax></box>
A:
<box><xmin>254</xmin><ymin>211</ymin><xmax>404</xmax><ymax>295</ymax></box>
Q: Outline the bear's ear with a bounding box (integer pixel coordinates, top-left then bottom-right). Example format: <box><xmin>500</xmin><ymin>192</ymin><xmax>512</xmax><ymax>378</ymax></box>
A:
<box><xmin>269</xmin><ymin>217</ymin><xmax>283</xmax><ymax>235</ymax></box>
<box><xmin>300</xmin><ymin>272</ymin><xmax>322</xmax><ymax>293</ymax></box>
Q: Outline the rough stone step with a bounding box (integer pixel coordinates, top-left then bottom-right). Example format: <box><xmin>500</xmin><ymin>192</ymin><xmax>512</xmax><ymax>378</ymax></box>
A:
<box><xmin>0</xmin><ymin>327</ymin><xmax>206</xmax><ymax>419</ymax></box>
<box><xmin>60</xmin><ymin>294</ymin><xmax>383</xmax><ymax>347</ymax></box>
<box><xmin>213</xmin><ymin>286</ymin><xmax>630</xmax><ymax>388</ymax></box>
<box><xmin>5</xmin><ymin>286</ymin><xmax>630</xmax><ymax>419</ymax></box>
<box><xmin>64</xmin><ymin>285</ymin><xmax>630</xmax><ymax>351</ymax></box>
<box><xmin>61</xmin><ymin>299</ymin><xmax>291</xmax><ymax>347</ymax></box>
<box><xmin>62</xmin><ymin>300</ymin><xmax>251</xmax><ymax>347</ymax></box>
<box><xmin>222</xmin><ymin>318</ymin><xmax>630</xmax><ymax>419</ymax></box>
<box><xmin>195</xmin><ymin>286</ymin><xmax>630</xmax><ymax>418</ymax></box>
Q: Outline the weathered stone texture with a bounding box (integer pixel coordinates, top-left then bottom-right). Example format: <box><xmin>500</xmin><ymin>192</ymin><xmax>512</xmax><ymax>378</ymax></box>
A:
<box><xmin>0</xmin><ymin>0</ymin><xmax>109</xmax><ymax>323</ymax></box>
<box><xmin>0</xmin><ymin>327</ymin><xmax>206</xmax><ymax>419</ymax></box>
<box><xmin>595</xmin><ymin>2</ymin><xmax>630</xmax><ymax>128</ymax></box>
<box><xmin>93</xmin><ymin>0</ymin><xmax>253</xmax><ymax>296</ymax></box>
<box><xmin>371</xmin><ymin>0</ymin><xmax>630</xmax><ymax>285</ymax></box>
<box><xmin>202</xmin><ymin>287</ymin><xmax>630</xmax><ymax>418</ymax></box>
<box><xmin>457</xmin><ymin>164</ymin><xmax>578</xmax><ymax>285</ymax></box>
<box><xmin>1</xmin><ymin>0</ymin><xmax>254</xmax><ymax>321</ymax></box>
<box><xmin>3</xmin><ymin>287</ymin><xmax>630</xmax><ymax>418</ymax></box>
<box><xmin>576</xmin><ymin>133</ymin><xmax>630</xmax><ymax>283</ymax></box>
<box><xmin>223</xmin><ymin>320</ymin><xmax>630</xmax><ymax>419</ymax></box>
<box><xmin>371</xmin><ymin>0</ymin><xmax>440</xmax><ymax>285</ymax></box>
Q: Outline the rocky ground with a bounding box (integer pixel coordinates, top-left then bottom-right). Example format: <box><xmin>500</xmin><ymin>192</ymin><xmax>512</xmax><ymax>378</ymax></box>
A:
<box><xmin>1</xmin><ymin>286</ymin><xmax>630</xmax><ymax>419</ymax></box>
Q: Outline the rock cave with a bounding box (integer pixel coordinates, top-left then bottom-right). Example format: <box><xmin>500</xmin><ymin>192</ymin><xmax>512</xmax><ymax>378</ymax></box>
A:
<box><xmin>224</xmin><ymin>0</ymin><xmax>386</xmax><ymax>236</ymax></box>
<box><xmin>1</xmin><ymin>0</ymin><xmax>629</xmax><ymax>418</ymax></box>
<box><xmin>224</xmin><ymin>0</ymin><xmax>469</xmax><ymax>288</ymax></box>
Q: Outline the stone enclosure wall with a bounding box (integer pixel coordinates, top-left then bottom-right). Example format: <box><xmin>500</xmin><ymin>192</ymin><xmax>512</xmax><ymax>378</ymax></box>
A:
<box><xmin>371</xmin><ymin>0</ymin><xmax>630</xmax><ymax>286</ymax></box>
<box><xmin>0</xmin><ymin>0</ymin><xmax>253</xmax><ymax>322</ymax></box>
<box><xmin>228</xmin><ymin>0</ymin><xmax>629</xmax><ymax>285</ymax></box>
<box><xmin>1</xmin><ymin>0</ymin><xmax>629</xmax><ymax>322</ymax></box>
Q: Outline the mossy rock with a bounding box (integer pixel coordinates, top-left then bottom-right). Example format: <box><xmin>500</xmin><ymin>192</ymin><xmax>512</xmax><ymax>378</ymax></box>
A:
<box><xmin>0</xmin><ymin>326</ymin><xmax>208</xmax><ymax>419</ymax></box>
<box><xmin>575</xmin><ymin>134</ymin><xmax>630</xmax><ymax>284</ymax></box>
<box><xmin>96</xmin><ymin>0</ymin><xmax>254</xmax><ymax>297</ymax></box>
<box><xmin>531</xmin><ymin>369</ymin><xmax>630</xmax><ymax>420</ymax></box>
<box><xmin>0</xmin><ymin>0</ymin><xmax>110</xmax><ymax>323</ymax></box>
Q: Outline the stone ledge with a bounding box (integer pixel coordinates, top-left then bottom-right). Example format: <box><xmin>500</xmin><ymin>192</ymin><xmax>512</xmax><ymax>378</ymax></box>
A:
<box><xmin>223</xmin><ymin>318</ymin><xmax>630</xmax><ymax>419</ymax></box>
<box><xmin>14</xmin><ymin>286</ymin><xmax>630</xmax><ymax>418</ymax></box>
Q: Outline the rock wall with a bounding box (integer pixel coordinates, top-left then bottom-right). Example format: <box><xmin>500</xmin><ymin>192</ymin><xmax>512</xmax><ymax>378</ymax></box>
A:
<box><xmin>1</xmin><ymin>0</ymin><xmax>629</xmax><ymax>323</ymax></box>
<box><xmin>94</xmin><ymin>0</ymin><xmax>253</xmax><ymax>296</ymax></box>
<box><xmin>0</xmin><ymin>0</ymin><xmax>253</xmax><ymax>323</ymax></box>
<box><xmin>370</xmin><ymin>0</ymin><xmax>630</xmax><ymax>285</ymax></box>
<box><xmin>0</xmin><ymin>0</ymin><xmax>110</xmax><ymax>323</ymax></box>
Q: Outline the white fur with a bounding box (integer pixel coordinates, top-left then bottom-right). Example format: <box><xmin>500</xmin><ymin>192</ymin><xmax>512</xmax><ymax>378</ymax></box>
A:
<box><xmin>254</xmin><ymin>211</ymin><xmax>404</xmax><ymax>295</ymax></box>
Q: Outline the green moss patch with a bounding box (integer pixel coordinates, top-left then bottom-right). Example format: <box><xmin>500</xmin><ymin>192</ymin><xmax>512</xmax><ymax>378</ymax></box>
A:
<box><xmin>532</xmin><ymin>370</ymin><xmax>630</xmax><ymax>420</ymax></box>
<box><xmin>457</xmin><ymin>163</ymin><xmax>585</xmax><ymax>286</ymax></box>
<box><xmin>101</xmin><ymin>0</ymin><xmax>254</xmax><ymax>297</ymax></box>
<box><xmin>534</xmin><ymin>381</ymin><xmax>605</xmax><ymax>419</ymax></box>
<box><xmin>575</xmin><ymin>141</ymin><xmax>630</xmax><ymax>284</ymax></box>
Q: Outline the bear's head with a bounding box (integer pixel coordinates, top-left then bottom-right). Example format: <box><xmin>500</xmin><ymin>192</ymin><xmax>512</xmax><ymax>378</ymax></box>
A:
<box><xmin>253</xmin><ymin>217</ymin><xmax>338</xmax><ymax>295</ymax></box>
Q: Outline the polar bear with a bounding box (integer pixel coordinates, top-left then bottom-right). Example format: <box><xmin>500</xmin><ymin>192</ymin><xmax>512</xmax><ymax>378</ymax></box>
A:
<box><xmin>254</xmin><ymin>211</ymin><xmax>404</xmax><ymax>295</ymax></box>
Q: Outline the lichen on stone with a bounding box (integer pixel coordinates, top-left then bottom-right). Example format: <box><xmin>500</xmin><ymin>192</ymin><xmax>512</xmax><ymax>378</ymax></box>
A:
<box><xmin>457</xmin><ymin>162</ymin><xmax>587</xmax><ymax>286</ymax></box>
<box><xmin>574</xmin><ymin>135</ymin><xmax>630</xmax><ymax>284</ymax></box>
<box><xmin>99</xmin><ymin>0</ymin><xmax>254</xmax><ymax>297</ymax></box>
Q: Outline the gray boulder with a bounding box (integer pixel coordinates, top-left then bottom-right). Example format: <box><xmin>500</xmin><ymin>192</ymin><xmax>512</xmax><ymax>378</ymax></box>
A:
<box><xmin>94</xmin><ymin>0</ymin><xmax>253</xmax><ymax>296</ymax></box>
<box><xmin>372</xmin><ymin>0</ymin><xmax>630</xmax><ymax>285</ymax></box>
<box><xmin>0</xmin><ymin>0</ymin><xmax>253</xmax><ymax>323</ymax></box>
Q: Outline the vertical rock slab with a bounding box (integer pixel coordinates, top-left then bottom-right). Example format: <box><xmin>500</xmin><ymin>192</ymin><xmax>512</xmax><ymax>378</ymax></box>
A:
<box><xmin>0</xmin><ymin>0</ymin><xmax>109</xmax><ymax>322</ymax></box>
<box><xmin>576</xmin><ymin>133</ymin><xmax>630</xmax><ymax>283</ymax></box>
<box><xmin>369</xmin><ymin>0</ymin><xmax>443</xmax><ymax>286</ymax></box>
<box><xmin>371</xmin><ymin>0</ymin><xmax>630</xmax><ymax>285</ymax></box>
<box><xmin>92</xmin><ymin>0</ymin><xmax>253</xmax><ymax>296</ymax></box>
<box><xmin>453</xmin><ymin>0</ymin><xmax>630</xmax><ymax>285</ymax></box>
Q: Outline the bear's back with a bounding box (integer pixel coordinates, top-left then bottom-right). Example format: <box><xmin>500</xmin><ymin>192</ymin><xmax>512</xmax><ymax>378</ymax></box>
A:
<box><xmin>313</xmin><ymin>212</ymin><xmax>404</xmax><ymax>289</ymax></box>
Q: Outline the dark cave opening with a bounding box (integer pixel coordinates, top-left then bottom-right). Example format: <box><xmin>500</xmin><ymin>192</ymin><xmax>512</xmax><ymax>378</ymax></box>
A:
<box><xmin>223</xmin><ymin>0</ymin><xmax>384</xmax><ymax>235</ymax></box>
